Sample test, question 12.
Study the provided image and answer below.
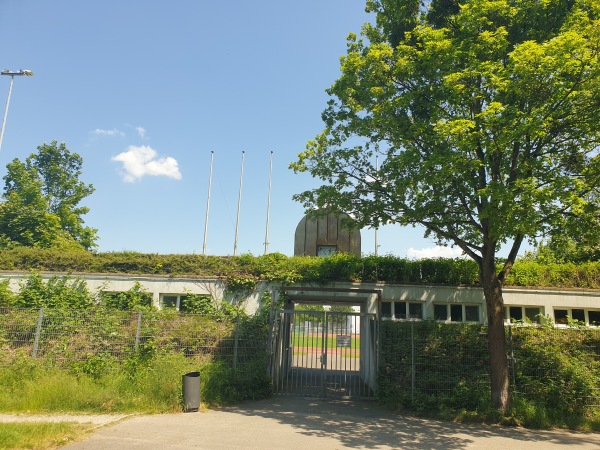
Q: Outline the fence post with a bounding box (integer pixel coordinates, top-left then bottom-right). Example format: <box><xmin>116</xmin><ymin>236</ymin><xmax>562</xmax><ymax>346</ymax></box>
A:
<box><xmin>266</xmin><ymin>287</ymin><xmax>278</xmax><ymax>378</ymax></box>
<box><xmin>508</xmin><ymin>325</ymin><xmax>516</xmax><ymax>389</ymax></box>
<box><xmin>32</xmin><ymin>307</ymin><xmax>44</xmax><ymax>358</ymax></box>
<box><xmin>233</xmin><ymin>315</ymin><xmax>240</xmax><ymax>373</ymax></box>
<box><xmin>411</xmin><ymin>321</ymin><xmax>415</xmax><ymax>403</ymax></box>
<box><xmin>134</xmin><ymin>311</ymin><xmax>142</xmax><ymax>353</ymax></box>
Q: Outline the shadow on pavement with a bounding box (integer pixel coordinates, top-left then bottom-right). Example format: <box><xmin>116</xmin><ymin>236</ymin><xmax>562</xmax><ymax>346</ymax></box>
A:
<box><xmin>222</xmin><ymin>396</ymin><xmax>599</xmax><ymax>449</ymax></box>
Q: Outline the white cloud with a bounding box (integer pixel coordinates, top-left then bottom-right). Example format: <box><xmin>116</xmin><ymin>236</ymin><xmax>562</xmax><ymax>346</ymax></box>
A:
<box><xmin>135</xmin><ymin>127</ymin><xmax>146</xmax><ymax>138</ymax></box>
<box><xmin>407</xmin><ymin>246</ymin><xmax>464</xmax><ymax>259</ymax></box>
<box><xmin>93</xmin><ymin>128</ymin><xmax>125</xmax><ymax>137</ymax></box>
<box><xmin>111</xmin><ymin>145</ymin><xmax>182</xmax><ymax>183</ymax></box>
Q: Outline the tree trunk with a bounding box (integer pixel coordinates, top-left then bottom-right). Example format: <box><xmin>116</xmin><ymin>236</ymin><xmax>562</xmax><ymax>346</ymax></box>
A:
<box><xmin>480</xmin><ymin>252</ymin><xmax>511</xmax><ymax>413</ymax></box>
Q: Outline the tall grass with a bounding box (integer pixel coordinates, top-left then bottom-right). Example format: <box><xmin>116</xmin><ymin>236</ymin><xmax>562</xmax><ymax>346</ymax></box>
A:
<box><xmin>0</xmin><ymin>353</ymin><xmax>269</xmax><ymax>414</ymax></box>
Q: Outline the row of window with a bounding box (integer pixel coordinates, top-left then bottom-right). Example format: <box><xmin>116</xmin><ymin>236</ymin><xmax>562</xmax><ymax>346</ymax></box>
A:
<box><xmin>505</xmin><ymin>306</ymin><xmax>542</xmax><ymax>323</ymax></box>
<box><xmin>505</xmin><ymin>306</ymin><xmax>600</xmax><ymax>326</ymax></box>
<box><xmin>554</xmin><ymin>308</ymin><xmax>600</xmax><ymax>326</ymax></box>
<box><xmin>99</xmin><ymin>292</ymin><xmax>191</xmax><ymax>310</ymax></box>
<box><xmin>381</xmin><ymin>301</ymin><xmax>480</xmax><ymax>323</ymax></box>
<box><xmin>383</xmin><ymin>301</ymin><xmax>600</xmax><ymax>326</ymax></box>
<box><xmin>108</xmin><ymin>293</ymin><xmax>600</xmax><ymax>326</ymax></box>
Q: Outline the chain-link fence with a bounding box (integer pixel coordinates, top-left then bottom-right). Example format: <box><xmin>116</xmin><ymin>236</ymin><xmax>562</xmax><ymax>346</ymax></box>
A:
<box><xmin>379</xmin><ymin>320</ymin><xmax>491</xmax><ymax>409</ymax></box>
<box><xmin>379</xmin><ymin>321</ymin><xmax>600</xmax><ymax>411</ymax></box>
<box><xmin>0</xmin><ymin>308</ymin><xmax>268</xmax><ymax>373</ymax></box>
<box><xmin>509</xmin><ymin>325</ymin><xmax>600</xmax><ymax>409</ymax></box>
<box><xmin>3</xmin><ymin>308</ymin><xmax>599</xmax><ymax>410</ymax></box>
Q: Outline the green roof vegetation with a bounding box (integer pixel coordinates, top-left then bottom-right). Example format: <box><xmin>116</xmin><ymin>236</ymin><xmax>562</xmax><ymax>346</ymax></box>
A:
<box><xmin>0</xmin><ymin>248</ymin><xmax>599</xmax><ymax>289</ymax></box>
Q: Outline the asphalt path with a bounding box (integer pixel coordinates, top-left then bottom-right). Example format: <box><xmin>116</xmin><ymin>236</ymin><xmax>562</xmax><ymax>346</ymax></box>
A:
<box><xmin>22</xmin><ymin>397</ymin><xmax>600</xmax><ymax>449</ymax></box>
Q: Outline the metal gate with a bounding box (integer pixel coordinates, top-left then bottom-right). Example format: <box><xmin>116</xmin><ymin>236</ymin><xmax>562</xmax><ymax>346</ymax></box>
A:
<box><xmin>270</xmin><ymin>309</ymin><xmax>378</xmax><ymax>398</ymax></box>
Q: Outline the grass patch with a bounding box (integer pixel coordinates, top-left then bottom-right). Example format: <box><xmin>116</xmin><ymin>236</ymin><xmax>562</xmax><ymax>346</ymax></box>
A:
<box><xmin>509</xmin><ymin>397</ymin><xmax>600</xmax><ymax>431</ymax></box>
<box><xmin>0</xmin><ymin>422</ymin><xmax>90</xmax><ymax>450</ymax></box>
<box><xmin>0</xmin><ymin>354</ymin><xmax>271</xmax><ymax>414</ymax></box>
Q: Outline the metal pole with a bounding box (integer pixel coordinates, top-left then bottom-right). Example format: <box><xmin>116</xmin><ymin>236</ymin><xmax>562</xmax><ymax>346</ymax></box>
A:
<box><xmin>264</xmin><ymin>151</ymin><xmax>273</xmax><ymax>255</ymax></box>
<box><xmin>135</xmin><ymin>311</ymin><xmax>142</xmax><ymax>352</ymax></box>
<box><xmin>233</xmin><ymin>151</ymin><xmax>245</xmax><ymax>256</ymax></box>
<box><xmin>202</xmin><ymin>151</ymin><xmax>214</xmax><ymax>255</ymax></box>
<box><xmin>0</xmin><ymin>70</ymin><xmax>33</xmax><ymax>154</ymax></box>
<box><xmin>32</xmin><ymin>307</ymin><xmax>44</xmax><ymax>358</ymax></box>
<box><xmin>411</xmin><ymin>320</ymin><xmax>415</xmax><ymax>403</ymax></box>
<box><xmin>0</xmin><ymin>75</ymin><xmax>15</xmax><ymax>154</ymax></box>
<box><xmin>321</xmin><ymin>311</ymin><xmax>328</xmax><ymax>397</ymax></box>
<box><xmin>267</xmin><ymin>287</ymin><xmax>278</xmax><ymax>380</ymax></box>
<box><xmin>233</xmin><ymin>315</ymin><xmax>240</xmax><ymax>373</ymax></box>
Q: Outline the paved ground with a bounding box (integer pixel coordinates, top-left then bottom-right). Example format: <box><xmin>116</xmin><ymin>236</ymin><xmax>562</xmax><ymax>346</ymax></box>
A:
<box><xmin>5</xmin><ymin>397</ymin><xmax>600</xmax><ymax>449</ymax></box>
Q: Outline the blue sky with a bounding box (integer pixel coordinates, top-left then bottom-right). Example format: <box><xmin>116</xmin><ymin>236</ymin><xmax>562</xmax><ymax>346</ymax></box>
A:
<box><xmin>0</xmin><ymin>1</ymin><xmax>521</xmax><ymax>258</ymax></box>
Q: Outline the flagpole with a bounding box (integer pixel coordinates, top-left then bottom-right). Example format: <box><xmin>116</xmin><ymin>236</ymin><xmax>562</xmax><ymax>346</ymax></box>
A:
<box><xmin>202</xmin><ymin>151</ymin><xmax>214</xmax><ymax>255</ymax></box>
<box><xmin>233</xmin><ymin>151</ymin><xmax>245</xmax><ymax>256</ymax></box>
<box><xmin>264</xmin><ymin>151</ymin><xmax>273</xmax><ymax>255</ymax></box>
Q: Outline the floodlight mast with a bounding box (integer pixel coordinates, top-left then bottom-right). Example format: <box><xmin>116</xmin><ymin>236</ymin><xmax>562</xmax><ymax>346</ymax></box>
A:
<box><xmin>0</xmin><ymin>69</ymin><xmax>34</xmax><ymax>154</ymax></box>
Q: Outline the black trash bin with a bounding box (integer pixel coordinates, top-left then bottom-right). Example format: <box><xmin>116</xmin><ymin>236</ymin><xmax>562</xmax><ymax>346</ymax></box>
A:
<box><xmin>182</xmin><ymin>371</ymin><xmax>200</xmax><ymax>412</ymax></box>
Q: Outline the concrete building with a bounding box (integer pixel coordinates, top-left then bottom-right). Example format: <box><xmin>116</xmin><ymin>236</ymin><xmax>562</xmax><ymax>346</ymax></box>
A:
<box><xmin>1</xmin><ymin>271</ymin><xmax>599</xmax><ymax>326</ymax></box>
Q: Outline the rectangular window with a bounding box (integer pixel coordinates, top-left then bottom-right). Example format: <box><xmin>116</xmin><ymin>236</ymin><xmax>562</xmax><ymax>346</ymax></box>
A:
<box><xmin>509</xmin><ymin>306</ymin><xmax>523</xmax><ymax>322</ymax></box>
<box><xmin>317</xmin><ymin>245</ymin><xmax>337</xmax><ymax>257</ymax></box>
<box><xmin>162</xmin><ymin>295</ymin><xmax>178</xmax><ymax>309</ymax></box>
<box><xmin>434</xmin><ymin>304</ymin><xmax>448</xmax><ymax>320</ymax></box>
<box><xmin>160</xmin><ymin>294</ymin><xmax>188</xmax><ymax>311</ymax></box>
<box><xmin>465</xmin><ymin>305</ymin><xmax>479</xmax><ymax>322</ymax></box>
<box><xmin>525</xmin><ymin>307</ymin><xmax>541</xmax><ymax>323</ymax></box>
<box><xmin>571</xmin><ymin>309</ymin><xmax>585</xmax><ymax>322</ymax></box>
<box><xmin>589</xmin><ymin>310</ymin><xmax>600</xmax><ymax>326</ymax></box>
<box><xmin>394</xmin><ymin>302</ymin><xmax>407</xmax><ymax>319</ymax></box>
<box><xmin>408</xmin><ymin>302</ymin><xmax>422</xmax><ymax>319</ymax></box>
<box><xmin>554</xmin><ymin>309</ymin><xmax>568</xmax><ymax>325</ymax></box>
<box><xmin>381</xmin><ymin>302</ymin><xmax>392</xmax><ymax>318</ymax></box>
<box><xmin>450</xmin><ymin>304</ymin><xmax>463</xmax><ymax>322</ymax></box>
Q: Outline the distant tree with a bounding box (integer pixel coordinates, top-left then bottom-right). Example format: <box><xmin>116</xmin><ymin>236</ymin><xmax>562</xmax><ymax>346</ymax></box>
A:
<box><xmin>524</xmin><ymin>238</ymin><xmax>600</xmax><ymax>264</ymax></box>
<box><xmin>524</xmin><ymin>190</ymin><xmax>600</xmax><ymax>263</ymax></box>
<box><xmin>291</xmin><ymin>0</ymin><xmax>600</xmax><ymax>412</ymax></box>
<box><xmin>0</xmin><ymin>141</ymin><xmax>97</xmax><ymax>250</ymax></box>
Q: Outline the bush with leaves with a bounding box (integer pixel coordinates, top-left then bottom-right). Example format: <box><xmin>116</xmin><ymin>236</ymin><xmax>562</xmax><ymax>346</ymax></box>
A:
<box><xmin>378</xmin><ymin>321</ymin><xmax>491</xmax><ymax>413</ymax></box>
<box><xmin>510</xmin><ymin>326</ymin><xmax>600</xmax><ymax>427</ymax></box>
<box><xmin>98</xmin><ymin>282</ymin><xmax>153</xmax><ymax>310</ymax></box>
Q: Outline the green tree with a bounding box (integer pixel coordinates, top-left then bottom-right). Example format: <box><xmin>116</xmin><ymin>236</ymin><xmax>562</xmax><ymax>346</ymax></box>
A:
<box><xmin>291</xmin><ymin>0</ymin><xmax>600</xmax><ymax>412</ymax></box>
<box><xmin>524</xmin><ymin>237</ymin><xmax>600</xmax><ymax>264</ymax></box>
<box><xmin>0</xmin><ymin>161</ymin><xmax>63</xmax><ymax>248</ymax></box>
<box><xmin>0</xmin><ymin>141</ymin><xmax>97</xmax><ymax>250</ymax></box>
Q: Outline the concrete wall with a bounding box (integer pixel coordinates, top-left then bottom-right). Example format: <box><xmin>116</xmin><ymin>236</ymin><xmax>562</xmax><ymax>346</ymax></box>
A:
<box><xmin>0</xmin><ymin>272</ymin><xmax>264</xmax><ymax>315</ymax></box>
